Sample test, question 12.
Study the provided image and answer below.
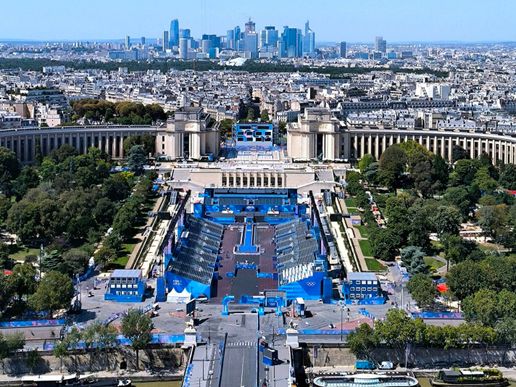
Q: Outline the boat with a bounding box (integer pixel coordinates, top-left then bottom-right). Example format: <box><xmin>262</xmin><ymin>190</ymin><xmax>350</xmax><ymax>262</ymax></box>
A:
<box><xmin>430</xmin><ymin>369</ymin><xmax>509</xmax><ymax>387</ymax></box>
<box><xmin>312</xmin><ymin>372</ymin><xmax>419</xmax><ymax>387</ymax></box>
<box><xmin>20</xmin><ymin>374</ymin><xmax>132</xmax><ymax>387</ymax></box>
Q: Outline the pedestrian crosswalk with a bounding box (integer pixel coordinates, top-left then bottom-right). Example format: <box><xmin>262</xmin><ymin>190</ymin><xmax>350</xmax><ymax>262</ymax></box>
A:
<box><xmin>226</xmin><ymin>341</ymin><xmax>256</xmax><ymax>347</ymax></box>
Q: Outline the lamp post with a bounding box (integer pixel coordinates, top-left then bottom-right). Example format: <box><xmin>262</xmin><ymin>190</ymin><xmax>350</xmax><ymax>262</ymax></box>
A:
<box><xmin>340</xmin><ymin>304</ymin><xmax>343</xmax><ymax>342</ymax></box>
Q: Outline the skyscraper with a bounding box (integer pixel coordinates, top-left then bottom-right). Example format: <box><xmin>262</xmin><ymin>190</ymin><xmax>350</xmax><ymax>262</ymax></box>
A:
<box><xmin>179</xmin><ymin>37</ymin><xmax>190</xmax><ymax>59</ymax></box>
<box><xmin>374</xmin><ymin>36</ymin><xmax>387</xmax><ymax>53</ymax></box>
<box><xmin>163</xmin><ymin>31</ymin><xmax>169</xmax><ymax>51</ymax></box>
<box><xmin>245</xmin><ymin>18</ymin><xmax>255</xmax><ymax>33</ymax></box>
<box><xmin>179</xmin><ymin>29</ymin><xmax>191</xmax><ymax>39</ymax></box>
<box><xmin>281</xmin><ymin>27</ymin><xmax>303</xmax><ymax>58</ymax></box>
<box><xmin>340</xmin><ymin>41</ymin><xmax>347</xmax><ymax>58</ymax></box>
<box><xmin>226</xmin><ymin>29</ymin><xmax>235</xmax><ymax>49</ymax></box>
<box><xmin>140</xmin><ymin>36</ymin><xmax>146</xmax><ymax>46</ymax></box>
<box><xmin>170</xmin><ymin>19</ymin><xmax>179</xmax><ymax>47</ymax></box>
<box><xmin>260</xmin><ymin>26</ymin><xmax>278</xmax><ymax>50</ymax></box>
<box><xmin>303</xmin><ymin>21</ymin><xmax>315</xmax><ymax>56</ymax></box>
<box><xmin>125</xmin><ymin>35</ymin><xmax>131</xmax><ymax>49</ymax></box>
<box><xmin>234</xmin><ymin>26</ymin><xmax>242</xmax><ymax>51</ymax></box>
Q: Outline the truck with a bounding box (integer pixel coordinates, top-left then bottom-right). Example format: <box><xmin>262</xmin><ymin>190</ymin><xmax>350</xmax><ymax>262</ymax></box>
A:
<box><xmin>355</xmin><ymin>360</ymin><xmax>375</xmax><ymax>370</ymax></box>
<box><xmin>294</xmin><ymin>297</ymin><xmax>305</xmax><ymax>318</ymax></box>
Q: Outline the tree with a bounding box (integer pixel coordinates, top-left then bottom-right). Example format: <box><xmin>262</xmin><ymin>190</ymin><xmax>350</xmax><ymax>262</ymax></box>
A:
<box><xmin>344</xmin><ymin>171</ymin><xmax>362</xmax><ymax>196</ymax></box>
<box><xmin>347</xmin><ymin>323</ymin><xmax>377</xmax><ymax>358</ymax></box>
<box><xmin>219</xmin><ymin>119</ymin><xmax>234</xmax><ymax>140</ymax></box>
<box><xmin>26</xmin><ymin>349</ymin><xmax>41</xmax><ymax>374</ymax></box>
<box><xmin>431</xmin><ymin>154</ymin><xmax>449</xmax><ymax>192</ymax></box>
<box><xmin>430</xmin><ymin>206</ymin><xmax>461</xmax><ymax>237</ymax></box>
<box><xmin>461</xmin><ymin>289</ymin><xmax>513</xmax><ymax>327</ymax></box>
<box><xmin>473</xmin><ymin>166</ymin><xmax>498</xmax><ymax>193</ymax></box>
<box><xmin>29</xmin><ymin>271</ymin><xmax>74</xmax><ymax>317</ymax></box>
<box><xmin>369</xmin><ymin>227</ymin><xmax>401</xmax><ymax>261</ymax></box>
<box><xmin>121</xmin><ymin>309</ymin><xmax>153</xmax><ymax>370</ymax></box>
<box><xmin>49</xmin><ymin>144</ymin><xmax>78</xmax><ymax>164</ymax></box>
<box><xmin>8</xmin><ymin>263</ymin><xmax>37</xmax><ymax>301</ymax></box>
<box><xmin>355</xmin><ymin>190</ymin><xmax>369</xmax><ymax>210</ymax></box>
<box><xmin>443</xmin><ymin>187</ymin><xmax>473</xmax><ymax>220</ymax></box>
<box><xmin>374</xmin><ymin>309</ymin><xmax>421</xmax><ymax>350</ymax></box>
<box><xmin>0</xmin><ymin>147</ymin><xmax>21</xmax><ymax>195</ymax></box>
<box><xmin>441</xmin><ymin>234</ymin><xmax>481</xmax><ymax>269</ymax></box>
<box><xmin>407</xmin><ymin>274</ymin><xmax>437</xmax><ymax>310</ymax></box>
<box><xmin>399</xmin><ymin>140</ymin><xmax>432</xmax><ymax>172</ymax></box>
<box><xmin>451</xmin><ymin>145</ymin><xmax>469</xmax><ymax>163</ymax></box>
<box><xmin>446</xmin><ymin>261</ymin><xmax>486</xmax><ymax>301</ymax></box>
<box><xmin>61</xmin><ymin>249</ymin><xmax>90</xmax><ymax>276</ymax></box>
<box><xmin>477</xmin><ymin>204</ymin><xmax>509</xmax><ymax>240</ymax></box>
<box><xmin>378</xmin><ymin>144</ymin><xmax>407</xmax><ymax>190</ymax></box>
<box><xmin>102</xmin><ymin>173</ymin><xmax>131</xmax><ymax>202</ymax></box>
<box><xmin>412</xmin><ymin>159</ymin><xmax>434</xmax><ymax>197</ymax></box>
<box><xmin>358</xmin><ymin>154</ymin><xmax>375</xmax><ymax>174</ymax></box>
<box><xmin>12</xmin><ymin>167</ymin><xmax>40</xmax><ymax>200</ymax></box>
<box><xmin>400</xmin><ymin>246</ymin><xmax>428</xmax><ymax>275</ymax></box>
<box><xmin>126</xmin><ymin>145</ymin><xmax>147</xmax><ymax>175</ymax></box>
<box><xmin>123</xmin><ymin>135</ymin><xmax>155</xmax><ymax>156</ymax></box>
<box><xmin>499</xmin><ymin>164</ymin><xmax>516</xmax><ymax>190</ymax></box>
<box><xmin>0</xmin><ymin>332</ymin><xmax>25</xmax><ymax>361</ymax></box>
<box><xmin>260</xmin><ymin>109</ymin><xmax>270</xmax><ymax>122</ymax></box>
<box><xmin>495</xmin><ymin>318</ymin><xmax>516</xmax><ymax>348</ymax></box>
<box><xmin>450</xmin><ymin>159</ymin><xmax>480</xmax><ymax>187</ymax></box>
<box><xmin>246</xmin><ymin>107</ymin><xmax>255</xmax><ymax>121</ymax></box>
<box><xmin>53</xmin><ymin>340</ymin><xmax>69</xmax><ymax>372</ymax></box>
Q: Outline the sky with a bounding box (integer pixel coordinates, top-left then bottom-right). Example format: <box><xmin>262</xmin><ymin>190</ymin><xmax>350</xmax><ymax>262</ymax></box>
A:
<box><xmin>1</xmin><ymin>0</ymin><xmax>516</xmax><ymax>43</ymax></box>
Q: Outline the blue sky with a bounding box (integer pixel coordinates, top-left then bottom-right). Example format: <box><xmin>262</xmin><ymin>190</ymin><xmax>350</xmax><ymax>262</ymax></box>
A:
<box><xmin>1</xmin><ymin>0</ymin><xmax>515</xmax><ymax>42</ymax></box>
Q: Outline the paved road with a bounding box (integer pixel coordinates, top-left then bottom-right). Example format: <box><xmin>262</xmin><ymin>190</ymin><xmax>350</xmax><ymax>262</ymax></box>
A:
<box><xmin>221</xmin><ymin>340</ymin><xmax>258</xmax><ymax>387</ymax></box>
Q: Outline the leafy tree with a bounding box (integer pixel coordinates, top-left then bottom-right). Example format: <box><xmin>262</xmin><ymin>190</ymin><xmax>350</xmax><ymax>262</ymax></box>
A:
<box><xmin>246</xmin><ymin>107</ymin><xmax>255</xmax><ymax>121</ymax></box>
<box><xmin>347</xmin><ymin>323</ymin><xmax>377</xmax><ymax>358</ymax></box>
<box><xmin>219</xmin><ymin>119</ymin><xmax>234</xmax><ymax>140</ymax></box>
<box><xmin>407</xmin><ymin>274</ymin><xmax>438</xmax><ymax>310</ymax></box>
<box><xmin>477</xmin><ymin>204</ymin><xmax>509</xmax><ymax>240</ymax></box>
<box><xmin>0</xmin><ymin>147</ymin><xmax>21</xmax><ymax>195</ymax></box>
<box><xmin>495</xmin><ymin>318</ymin><xmax>516</xmax><ymax>348</ymax></box>
<box><xmin>429</xmin><ymin>206</ymin><xmax>461</xmax><ymax>237</ymax></box>
<box><xmin>126</xmin><ymin>145</ymin><xmax>147</xmax><ymax>175</ymax></box>
<box><xmin>92</xmin><ymin>198</ymin><xmax>117</xmax><ymax>227</ymax></box>
<box><xmin>473</xmin><ymin>166</ymin><xmax>498</xmax><ymax>193</ymax></box>
<box><xmin>26</xmin><ymin>349</ymin><xmax>42</xmax><ymax>374</ymax></box>
<box><xmin>451</xmin><ymin>145</ymin><xmax>469</xmax><ymax>163</ymax></box>
<box><xmin>29</xmin><ymin>271</ymin><xmax>74</xmax><ymax>316</ymax></box>
<box><xmin>399</xmin><ymin>140</ymin><xmax>432</xmax><ymax>172</ymax></box>
<box><xmin>378</xmin><ymin>144</ymin><xmax>407</xmax><ymax>190</ymax></box>
<box><xmin>49</xmin><ymin>144</ymin><xmax>78</xmax><ymax>164</ymax></box>
<box><xmin>443</xmin><ymin>187</ymin><xmax>473</xmax><ymax>220</ymax></box>
<box><xmin>260</xmin><ymin>109</ymin><xmax>270</xmax><ymax>122</ymax></box>
<box><xmin>7</xmin><ymin>188</ymin><xmax>63</xmax><ymax>244</ymax></box>
<box><xmin>358</xmin><ymin>154</ymin><xmax>375</xmax><ymax>174</ymax></box>
<box><xmin>53</xmin><ymin>340</ymin><xmax>69</xmax><ymax>371</ymax></box>
<box><xmin>344</xmin><ymin>171</ymin><xmax>362</xmax><ymax>196</ymax></box>
<box><xmin>8</xmin><ymin>263</ymin><xmax>37</xmax><ymax>301</ymax></box>
<box><xmin>355</xmin><ymin>190</ymin><xmax>369</xmax><ymax>210</ymax></box>
<box><xmin>369</xmin><ymin>227</ymin><xmax>401</xmax><ymax>261</ymax></box>
<box><xmin>12</xmin><ymin>167</ymin><xmax>40</xmax><ymax>200</ymax></box>
<box><xmin>61</xmin><ymin>249</ymin><xmax>90</xmax><ymax>276</ymax></box>
<box><xmin>446</xmin><ymin>261</ymin><xmax>486</xmax><ymax>301</ymax></box>
<box><xmin>0</xmin><ymin>332</ymin><xmax>25</xmax><ymax>360</ymax></box>
<box><xmin>462</xmin><ymin>289</ymin><xmax>516</xmax><ymax>327</ymax></box>
<box><xmin>431</xmin><ymin>154</ymin><xmax>449</xmax><ymax>192</ymax></box>
<box><xmin>400</xmin><ymin>246</ymin><xmax>428</xmax><ymax>275</ymax></box>
<box><xmin>102</xmin><ymin>174</ymin><xmax>131</xmax><ymax>202</ymax></box>
<box><xmin>449</xmin><ymin>159</ymin><xmax>480</xmax><ymax>187</ymax></box>
<box><xmin>499</xmin><ymin>164</ymin><xmax>516</xmax><ymax>190</ymax></box>
<box><xmin>121</xmin><ymin>309</ymin><xmax>153</xmax><ymax>370</ymax></box>
<box><xmin>363</xmin><ymin>162</ymin><xmax>379</xmax><ymax>185</ymax></box>
<box><xmin>412</xmin><ymin>159</ymin><xmax>434</xmax><ymax>197</ymax></box>
<box><xmin>441</xmin><ymin>234</ymin><xmax>481</xmax><ymax>266</ymax></box>
<box><xmin>123</xmin><ymin>135</ymin><xmax>155</xmax><ymax>156</ymax></box>
<box><xmin>374</xmin><ymin>309</ymin><xmax>422</xmax><ymax>350</ymax></box>
<box><xmin>94</xmin><ymin>246</ymin><xmax>118</xmax><ymax>265</ymax></box>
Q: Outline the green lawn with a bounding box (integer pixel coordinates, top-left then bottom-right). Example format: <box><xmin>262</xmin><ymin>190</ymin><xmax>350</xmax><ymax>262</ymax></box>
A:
<box><xmin>424</xmin><ymin>256</ymin><xmax>446</xmax><ymax>272</ymax></box>
<box><xmin>8</xmin><ymin>246</ymin><xmax>41</xmax><ymax>262</ymax></box>
<box><xmin>358</xmin><ymin>239</ymin><xmax>374</xmax><ymax>257</ymax></box>
<box><xmin>354</xmin><ymin>225</ymin><xmax>370</xmax><ymax>238</ymax></box>
<box><xmin>365</xmin><ymin>258</ymin><xmax>386</xmax><ymax>272</ymax></box>
<box><xmin>345</xmin><ymin>198</ymin><xmax>357</xmax><ymax>208</ymax></box>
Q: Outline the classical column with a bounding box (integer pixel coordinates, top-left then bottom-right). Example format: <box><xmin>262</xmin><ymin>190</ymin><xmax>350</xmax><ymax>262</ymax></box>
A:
<box><xmin>111</xmin><ymin>135</ymin><xmax>117</xmax><ymax>158</ymax></box>
<box><xmin>360</xmin><ymin>135</ymin><xmax>365</xmax><ymax>158</ymax></box>
<box><xmin>448</xmin><ymin>137</ymin><xmax>453</xmax><ymax>161</ymax></box>
<box><xmin>119</xmin><ymin>136</ymin><xmax>124</xmax><ymax>158</ymax></box>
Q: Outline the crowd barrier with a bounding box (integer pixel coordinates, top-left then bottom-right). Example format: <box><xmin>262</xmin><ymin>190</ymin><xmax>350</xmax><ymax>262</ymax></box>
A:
<box><xmin>0</xmin><ymin>319</ymin><xmax>65</xmax><ymax>328</ymax></box>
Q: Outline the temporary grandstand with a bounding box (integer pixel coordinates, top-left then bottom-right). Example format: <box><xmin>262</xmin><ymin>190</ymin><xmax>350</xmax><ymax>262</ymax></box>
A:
<box><xmin>162</xmin><ymin>188</ymin><xmax>333</xmax><ymax>303</ymax></box>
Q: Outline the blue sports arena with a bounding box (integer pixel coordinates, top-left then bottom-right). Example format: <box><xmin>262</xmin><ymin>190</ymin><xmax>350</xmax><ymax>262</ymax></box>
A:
<box><xmin>159</xmin><ymin>188</ymin><xmax>334</xmax><ymax>305</ymax></box>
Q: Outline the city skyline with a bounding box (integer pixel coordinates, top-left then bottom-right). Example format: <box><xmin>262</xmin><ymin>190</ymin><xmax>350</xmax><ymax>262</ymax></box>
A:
<box><xmin>1</xmin><ymin>0</ymin><xmax>516</xmax><ymax>42</ymax></box>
